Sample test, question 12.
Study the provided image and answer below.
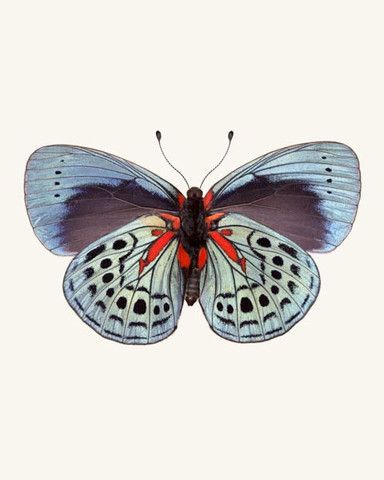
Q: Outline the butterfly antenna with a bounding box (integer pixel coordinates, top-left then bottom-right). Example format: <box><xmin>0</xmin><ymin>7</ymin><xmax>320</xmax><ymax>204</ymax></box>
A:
<box><xmin>199</xmin><ymin>131</ymin><xmax>234</xmax><ymax>189</ymax></box>
<box><xmin>156</xmin><ymin>131</ymin><xmax>190</xmax><ymax>189</ymax></box>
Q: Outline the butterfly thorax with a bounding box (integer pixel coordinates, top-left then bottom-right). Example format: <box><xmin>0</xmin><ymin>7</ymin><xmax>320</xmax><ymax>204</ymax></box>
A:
<box><xmin>180</xmin><ymin>187</ymin><xmax>207</xmax><ymax>255</ymax></box>
<box><xmin>180</xmin><ymin>187</ymin><xmax>208</xmax><ymax>305</ymax></box>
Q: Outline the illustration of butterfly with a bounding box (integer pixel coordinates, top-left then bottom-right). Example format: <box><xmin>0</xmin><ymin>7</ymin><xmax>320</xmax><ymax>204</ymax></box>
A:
<box><xmin>24</xmin><ymin>132</ymin><xmax>361</xmax><ymax>344</ymax></box>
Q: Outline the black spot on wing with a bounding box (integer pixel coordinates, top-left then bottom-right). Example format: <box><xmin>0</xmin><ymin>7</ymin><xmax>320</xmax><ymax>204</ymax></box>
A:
<box><xmin>88</xmin><ymin>284</ymin><xmax>97</xmax><ymax>296</ymax></box>
<box><xmin>259</xmin><ymin>294</ymin><xmax>269</xmax><ymax>307</ymax></box>
<box><xmin>217</xmin><ymin>292</ymin><xmax>235</xmax><ymax>299</ymax></box>
<box><xmin>152</xmin><ymin>315</ymin><xmax>171</xmax><ymax>328</ymax></box>
<box><xmin>263</xmin><ymin>312</ymin><xmax>276</xmax><ymax>322</ymax></box>
<box><xmin>110</xmin><ymin>314</ymin><xmax>124</xmax><ymax>325</ymax></box>
<box><xmin>116</xmin><ymin>296</ymin><xmax>127</xmax><ymax>309</ymax></box>
<box><xmin>113</xmin><ymin>239</ymin><xmax>127</xmax><ymax>250</ymax></box>
<box><xmin>280</xmin><ymin>298</ymin><xmax>291</xmax><ymax>309</ymax></box>
<box><xmin>240</xmin><ymin>320</ymin><xmax>259</xmax><ymax>327</ymax></box>
<box><xmin>215</xmin><ymin>314</ymin><xmax>236</xmax><ymax>327</ymax></box>
<box><xmin>278</xmin><ymin>243</ymin><xmax>298</xmax><ymax>259</ymax></box>
<box><xmin>84</xmin><ymin>267</ymin><xmax>94</xmax><ymax>279</ymax></box>
<box><xmin>86</xmin><ymin>244</ymin><xmax>106</xmax><ymax>262</ymax></box>
<box><xmin>133</xmin><ymin>299</ymin><xmax>146</xmax><ymax>314</ymax></box>
<box><xmin>96</xmin><ymin>300</ymin><xmax>106</xmax><ymax>312</ymax></box>
<box><xmin>288</xmin><ymin>281</ymin><xmax>298</xmax><ymax>294</ymax></box>
<box><xmin>240</xmin><ymin>297</ymin><xmax>253</xmax><ymax>313</ymax></box>
<box><xmin>290</xmin><ymin>264</ymin><xmax>300</xmax><ymax>277</ymax></box>
<box><xmin>128</xmin><ymin>321</ymin><xmax>147</xmax><ymax>328</ymax></box>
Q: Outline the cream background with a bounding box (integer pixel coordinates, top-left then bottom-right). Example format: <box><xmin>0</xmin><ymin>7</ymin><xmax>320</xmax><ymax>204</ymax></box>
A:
<box><xmin>1</xmin><ymin>1</ymin><xmax>383</xmax><ymax>479</ymax></box>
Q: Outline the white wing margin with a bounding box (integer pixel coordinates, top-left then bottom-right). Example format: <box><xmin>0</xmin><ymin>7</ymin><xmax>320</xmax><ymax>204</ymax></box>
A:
<box><xmin>200</xmin><ymin>214</ymin><xmax>320</xmax><ymax>343</ymax></box>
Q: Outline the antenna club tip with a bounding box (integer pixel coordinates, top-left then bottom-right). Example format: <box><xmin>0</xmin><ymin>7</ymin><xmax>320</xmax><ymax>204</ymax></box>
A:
<box><xmin>228</xmin><ymin>131</ymin><xmax>234</xmax><ymax>141</ymax></box>
<box><xmin>156</xmin><ymin>130</ymin><xmax>162</xmax><ymax>141</ymax></box>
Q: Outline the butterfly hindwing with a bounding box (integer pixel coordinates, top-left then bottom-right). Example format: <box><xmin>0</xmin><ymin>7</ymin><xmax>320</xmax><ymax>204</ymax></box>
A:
<box><xmin>200</xmin><ymin>214</ymin><xmax>320</xmax><ymax>342</ymax></box>
<box><xmin>63</xmin><ymin>215</ymin><xmax>184</xmax><ymax>344</ymax></box>
<box><xmin>25</xmin><ymin>145</ymin><xmax>182</xmax><ymax>255</ymax></box>
<box><xmin>208</xmin><ymin>142</ymin><xmax>360</xmax><ymax>252</ymax></box>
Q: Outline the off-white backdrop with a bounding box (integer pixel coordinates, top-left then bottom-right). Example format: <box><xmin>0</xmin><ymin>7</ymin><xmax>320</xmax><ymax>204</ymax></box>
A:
<box><xmin>2</xmin><ymin>1</ymin><xmax>382</xmax><ymax>479</ymax></box>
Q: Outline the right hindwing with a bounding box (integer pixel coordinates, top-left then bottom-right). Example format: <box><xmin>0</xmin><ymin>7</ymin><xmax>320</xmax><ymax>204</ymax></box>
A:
<box><xmin>63</xmin><ymin>215</ymin><xmax>184</xmax><ymax>344</ymax></box>
<box><xmin>200</xmin><ymin>214</ymin><xmax>320</xmax><ymax>343</ymax></box>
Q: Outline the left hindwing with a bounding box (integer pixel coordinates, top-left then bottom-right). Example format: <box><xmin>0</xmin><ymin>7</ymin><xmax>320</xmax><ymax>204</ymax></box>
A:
<box><xmin>200</xmin><ymin>214</ymin><xmax>320</xmax><ymax>343</ymax></box>
<box><xmin>63</xmin><ymin>215</ymin><xmax>184</xmax><ymax>344</ymax></box>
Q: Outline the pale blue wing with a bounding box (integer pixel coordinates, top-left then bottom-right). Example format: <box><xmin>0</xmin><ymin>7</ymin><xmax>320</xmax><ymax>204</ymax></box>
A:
<box><xmin>25</xmin><ymin>145</ymin><xmax>182</xmax><ymax>255</ymax></box>
<box><xmin>200</xmin><ymin>214</ymin><xmax>320</xmax><ymax>343</ymax></box>
<box><xmin>208</xmin><ymin>142</ymin><xmax>360</xmax><ymax>252</ymax></box>
<box><xmin>63</xmin><ymin>215</ymin><xmax>184</xmax><ymax>344</ymax></box>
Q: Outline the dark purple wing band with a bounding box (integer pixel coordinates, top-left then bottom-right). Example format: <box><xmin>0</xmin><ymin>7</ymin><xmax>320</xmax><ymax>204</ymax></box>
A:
<box><xmin>208</xmin><ymin>142</ymin><xmax>360</xmax><ymax>252</ymax></box>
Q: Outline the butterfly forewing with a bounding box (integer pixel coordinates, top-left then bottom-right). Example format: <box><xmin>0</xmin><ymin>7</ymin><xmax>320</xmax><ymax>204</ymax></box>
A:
<box><xmin>25</xmin><ymin>145</ymin><xmax>182</xmax><ymax>255</ymax></box>
<box><xmin>208</xmin><ymin>142</ymin><xmax>360</xmax><ymax>252</ymax></box>
<box><xmin>200</xmin><ymin>214</ymin><xmax>320</xmax><ymax>342</ymax></box>
<box><xmin>63</xmin><ymin>215</ymin><xmax>184</xmax><ymax>344</ymax></box>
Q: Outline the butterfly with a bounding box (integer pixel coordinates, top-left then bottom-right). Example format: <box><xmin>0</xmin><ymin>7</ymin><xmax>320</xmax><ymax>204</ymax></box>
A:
<box><xmin>24</xmin><ymin>132</ymin><xmax>361</xmax><ymax>344</ymax></box>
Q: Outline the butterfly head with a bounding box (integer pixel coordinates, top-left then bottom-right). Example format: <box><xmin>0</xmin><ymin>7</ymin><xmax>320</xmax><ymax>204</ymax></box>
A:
<box><xmin>187</xmin><ymin>187</ymin><xmax>203</xmax><ymax>199</ymax></box>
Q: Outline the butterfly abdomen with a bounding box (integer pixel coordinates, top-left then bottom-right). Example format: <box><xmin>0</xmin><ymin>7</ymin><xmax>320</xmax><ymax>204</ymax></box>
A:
<box><xmin>185</xmin><ymin>268</ymin><xmax>200</xmax><ymax>306</ymax></box>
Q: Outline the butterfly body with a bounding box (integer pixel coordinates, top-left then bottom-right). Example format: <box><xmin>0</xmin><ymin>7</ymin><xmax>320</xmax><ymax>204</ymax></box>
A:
<box><xmin>25</xmin><ymin>141</ymin><xmax>360</xmax><ymax>344</ymax></box>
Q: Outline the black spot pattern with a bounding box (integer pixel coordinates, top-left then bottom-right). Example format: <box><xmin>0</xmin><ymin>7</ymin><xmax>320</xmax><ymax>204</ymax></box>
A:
<box><xmin>154</xmin><ymin>305</ymin><xmax>160</xmax><ymax>315</ymax></box>
<box><xmin>278</xmin><ymin>243</ymin><xmax>298</xmax><ymax>259</ymax></box>
<box><xmin>133</xmin><ymin>299</ymin><xmax>146</xmax><ymax>314</ymax></box>
<box><xmin>271</xmin><ymin>270</ymin><xmax>282</xmax><ymax>280</ymax></box>
<box><xmin>259</xmin><ymin>294</ymin><xmax>269</xmax><ymax>307</ymax></box>
<box><xmin>271</xmin><ymin>285</ymin><xmax>279</xmax><ymax>295</ymax></box>
<box><xmin>55</xmin><ymin>170</ymin><xmax>61</xmax><ymax>174</ymax></box>
<box><xmin>88</xmin><ymin>284</ymin><xmax>97</xmax><ymax>296</ymax></box>
<box><xmin>272</xmin><ymin>255</ymin><xmax>284</xmax><ymax>266</ymax></box>
<box><xmin>86</xmin><ymin>244</ymin><xmax>106</xmax><ymax>262</ymax></box>
<box><xmin>113</xmin><ymin>239</ymin><xmax>127</xmax><ymax>250</ymax></box>
<box><xmin>96</xmin><ymin>300</ymin><xmax>106</xmax><ymax>312</ymax></box>
<box><xmin>217</xmin><ymin>301</ymin><xmax>223</xmax><ymax>311</ymax></box>
<box><xmin>54</xmin><ymin>194</ymin><xmax>60</xmax><ymax>198</ymax></box>
<box><xmin>280</xmin><ymin>298</ymin><xmax>291</xmax><ymax>309</ymax></box>
<box><xmin>240</xmin><ymin>297</ymin><xmax>253</xmax><ymax>313</ymax></box>
<box><xmin>327</xmin><ymin>178</ymin><xmax>332</xmax><ymax>183</ymax></box>
<box><xmin>227</xmin><ymin>304</ymin><xmax>234</xmax><ymax>314</ymax></box>
<box><xmin>117</xmin><ymin>296</ymin><xmax>127</xmax><ymax>309</ymax></box>
<box><xmin>290</xmin><ymin>264</ymin><xmax>300</xmax><ymax>276</ymax></box>
<box><xmin>288</xmin><ymin>281</ymin><xmax>298</xmax><ymax>294</ymax></box>
<box><xmin>106</xmin><ymin>288</ymin><xmax>114</xmax><ymax>297</ymax></box>
<box><xmin>102</xmin><ymin>273</ymin><xmax>114</xmax><ymax>283</ymax></box>
<box><xmin>55</xmin><ymin>181</ymin><xmax>60</xmax><ymax>185</ymax></box>
<box><xmin>84</xmin><ymin>267</ymin><xmax>94</xmax><ymax>279</ymax></box>
<box><xmin>100</xmin><ymin>258</ymin><xmax>112</xmax><ymax>269</ymax></box>
<box><xmin>325</xmin><ymin>167</ymin><xmax>332</xmax><ymax>172</ymax></box>
<box><xmin>164</xmin><ymin>303</ymin><xmax>170</xmax><ymax>312</ymax></box>
<box><xmin>257</xmin><ymin>237</ymin><xmax>271</xmax><ymax>248</ymax></box>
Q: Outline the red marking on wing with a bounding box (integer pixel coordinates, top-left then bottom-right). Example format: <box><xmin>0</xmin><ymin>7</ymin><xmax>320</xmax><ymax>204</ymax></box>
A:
<box><xmin>151</xmin><ymin>229</ymin><xmax>164</xmax><ymax>236</ymax></box>
<box><xmin>220</xmin><ymin>228</ymin><xmax>232</xmax><ymax>236</ymax></box>
<box><xmin>139</xmin><ymin>231</ymin><xmax>176</xmax><ymax>273</ymax></box>
<box><xmin>209</xmin><ymin>231</ymin><xmax>246</xmax><ymax>272</ymax></box>
<box><xmin>177</xmin><ymin>243</ymin><xmax>191</xmax><ymax>269</ymax></box>
<box><xmin>203</xmin><ymin>190</ymin><xmax>214</xmax><ymax>209</ymax></box>
<box><xmin>160</xmin><ymin>213</ymin><xmax>181</xmax><ymax>230</ymax></box>
<box><xmin>178</xmin><ymin>193</ymin><xmax>186</xmax><ymax>208</ymax></box>
<box><xmin>205</xmin><ymin>212</ymin><xmax>225</xmax><ymax>229</ymax></box>
<box><xmin>197</xmin><ymin>247</ymin><xmax>208</xmax><ymax>269</ymax></box>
